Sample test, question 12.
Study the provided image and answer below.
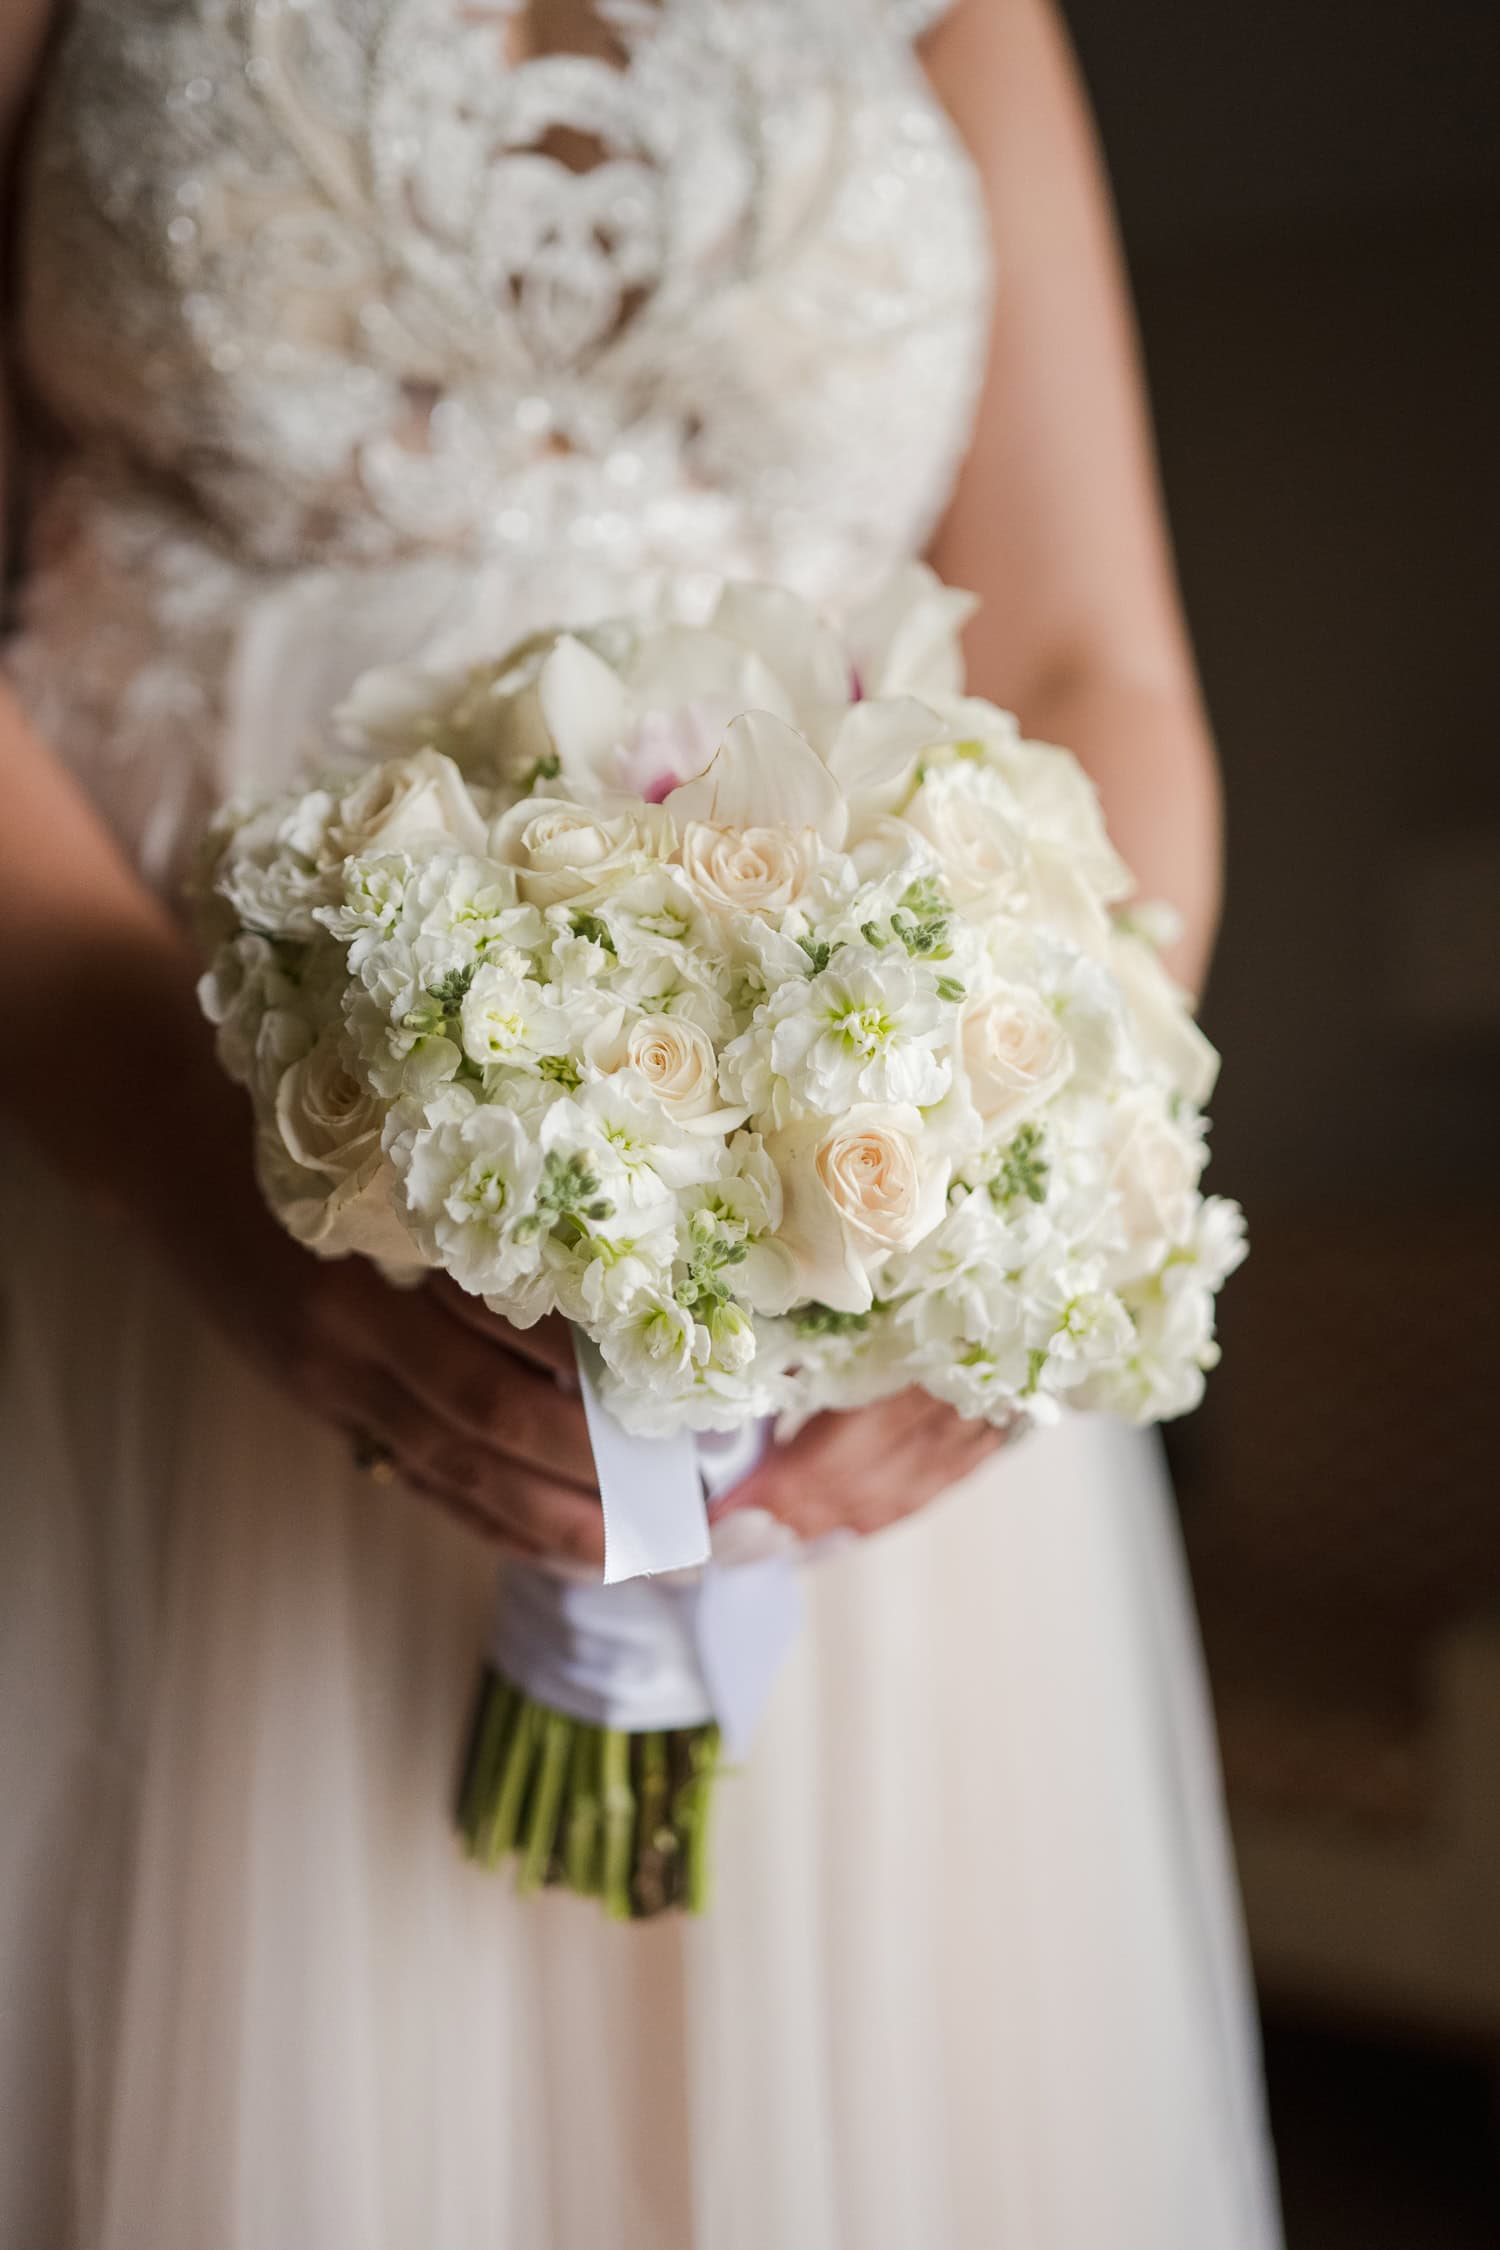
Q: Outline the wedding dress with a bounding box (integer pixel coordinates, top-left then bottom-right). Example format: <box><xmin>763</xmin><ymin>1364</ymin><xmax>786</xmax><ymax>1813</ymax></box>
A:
<box><xmin>0</xmin><ymin>3</ymin><xmax>1282</xmax><ymax>2245</ymax></box>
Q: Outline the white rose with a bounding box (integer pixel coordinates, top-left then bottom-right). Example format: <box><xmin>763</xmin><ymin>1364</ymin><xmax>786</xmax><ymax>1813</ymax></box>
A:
<box><xmin>328</xmin><ymin>750</ymin><xmax>488</xmax><ymax>862</ymax></box>
<box><xmin>1108</xmin><ymin>928</ymin><xmax>1220</xmax><ymax>1106</ymax></box>
<box><xmin>902</xmin><ymin>766</ymin><xmax>1025</xmax><ymax>910</ymax></box>
<box><xmin>959</xmin><ymin>983</ymin><xmax>1073</xmax><ymax>1127</ymax></box>
<box><xmin>275</xmin><ymin>1030</ymin><xmax>384</xmax><ymax>1181</ymax></box>
<box><xmin>586</xmin><ymin>1012</ymin><xmax>746</xmax><ymax>1135</ymax></box>
<box><xmin>769</xmin><ymin>1104</ymin><xmax>951</xmax><ymax>1314</ymax></box>
<box><xmin>490</xmin><ymin>795</ymin><xmax>664</xmax><ymax>905</ymax></box>
<box><xmin>678</xmin><ymin>822</ymin><xmax>820</xmax><ymax>916</ymax></box>
<box><xmin>1103</xmin><ymin>1091</ymin><xmax>1205</xmax><ymax>1284</ymax></box>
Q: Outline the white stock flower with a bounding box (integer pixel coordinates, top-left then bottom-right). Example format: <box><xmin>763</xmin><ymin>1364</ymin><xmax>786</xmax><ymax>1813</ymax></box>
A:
<box><xmin>396</xmin><ymin>1101</ymin><xmax>546</xmax><ymax>1298</ymax></box>
<box><xmin>315</xmin><ymin>853</ymin><xmax>414</xmax><ymax>966</ymax></box>
<box><xmin>328</xmin><ymin>750</ymin><xmax>488</xmax><ymax>862</ymax></box>
<box><xmin>768</xmin><ymin>1104</ymin><xmax>950</xmax><ymax>1314</ymax></box>
<box><xmin>599</xmin><ymin>1295</ymin><xmax>706</xmax><ymax>1391</ymax></box>
<box><xmin>761</xmin><ymin>946</ymin><xmax>953</xmax><ymax>1112</ymax></box>
<box><xmin>541</xmin><ymin>1077</ymin><xmax>720</xmax><ymax>1218</ymax></box>
<box><xmin>217</xmin><ymin>833</ymin><xmax>339</xmax><ymax>939</ymax></box>
<box><xmin>458</xmin><ymin>962</ymin><xmax>570</xmax><ymax>1073</ymax></box>
<box><xmin>198</xmin><ymin>932</ymin><xmax>300</xmax><ymax>1088</ymax></box>
<box><xmin>555</xmin><ymin>1218</ymin><xmax>679</xmax><ymax>1327</ymax></box>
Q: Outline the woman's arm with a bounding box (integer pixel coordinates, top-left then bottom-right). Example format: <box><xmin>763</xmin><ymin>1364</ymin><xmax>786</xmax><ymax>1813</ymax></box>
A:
<box><xmin>0</xmin><ymin>10</ymin><xmax>605</xmax><ymax>1560</ymax></box>
<box><xmin>730</xmin><ymin>1</ymin><xmax>1221</xmax><ymax>1533</ymax></box>
<box><xmin>924</xmin><ymin>0</ymin><xmax>1221</xmax><ymax>995</ymax></box>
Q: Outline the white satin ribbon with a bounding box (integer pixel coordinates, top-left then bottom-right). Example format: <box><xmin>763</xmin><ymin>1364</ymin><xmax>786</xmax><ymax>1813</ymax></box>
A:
<box><xmin>573</xmin><ymin>1336</ymin><xmax>710</xmax><ymax>1585</ymax></box>
<box><xmin>490</xmin><ymin>1406</ymin><xmax>804</xmax><ymax>1757</ymax></box>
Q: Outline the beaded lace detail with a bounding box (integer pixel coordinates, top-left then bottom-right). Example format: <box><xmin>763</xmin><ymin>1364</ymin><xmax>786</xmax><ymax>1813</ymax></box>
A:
<box><xmin>8</xmin><ymin>0</ymin><xmax>989</xmax><ymax>883</ymax></box>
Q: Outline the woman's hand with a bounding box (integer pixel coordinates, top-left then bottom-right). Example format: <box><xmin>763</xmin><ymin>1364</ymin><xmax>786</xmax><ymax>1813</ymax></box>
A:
<box><xmin>127</xmin><ymin>1042</ymin><xmax>605</xmax><ymax>1567</ymax></box>
<box><xmin>264</xmin><ymin>1260</ymin><xmax>606</xmax><ymax>1566</ymax></box>
<box><xmin>720</xmin><ymin>1388</ymin><xmax>1013</xmax><ymax>1543</ymax></box>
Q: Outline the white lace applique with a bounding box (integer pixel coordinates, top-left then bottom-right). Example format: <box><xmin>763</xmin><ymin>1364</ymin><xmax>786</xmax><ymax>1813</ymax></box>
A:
<box><xmin>7</xmin><ymin>0</ymin><xmax>989</xmax><ymax>888</ymax></box>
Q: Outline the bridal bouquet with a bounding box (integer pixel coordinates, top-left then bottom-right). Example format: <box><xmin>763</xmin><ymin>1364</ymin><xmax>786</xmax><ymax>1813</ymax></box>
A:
<box><xmin>198</xmin><ymin>569</ymin><xmax>1244</xmax><ymax>1915</ymax></box>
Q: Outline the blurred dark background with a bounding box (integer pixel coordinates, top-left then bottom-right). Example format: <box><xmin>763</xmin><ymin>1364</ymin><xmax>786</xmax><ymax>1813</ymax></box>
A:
<box><xmin>1065</xmin><ymin>2</ymin><xmax>1500</xmax><ymax>2242</ymax></box>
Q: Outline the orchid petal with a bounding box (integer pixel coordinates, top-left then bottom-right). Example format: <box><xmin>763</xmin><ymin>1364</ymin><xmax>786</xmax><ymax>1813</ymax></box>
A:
<box><xmin>625</xmin><ymin>627</ymin><xmax>796</xmax><ymax>728</ymax></box>
<box><xmin>665</xmin><ymin>711</ymin><xmax>849</xmax><ymax>846</ymax></box>
<box><xmin>846</xmin><ymin>563</ymin><xmax>979</xmax><ymax>699</ymax></box>
<box><xmin>825</xmin><ymin>695</ymin><xmax>947</xmax><ymax>826</ymax></box>
<box><xmin>711</xmin><ymin>582</ymin><xmax>851</xmax><ymax>717</ymax></box>
<box><xmin>537</xmin><ymin>635</ymin><xmax>631</xmax><ymax>792</ymax></box>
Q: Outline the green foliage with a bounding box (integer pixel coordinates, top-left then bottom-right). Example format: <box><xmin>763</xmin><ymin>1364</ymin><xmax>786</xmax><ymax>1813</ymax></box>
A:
<box><xmin>987</xmin><ymin>1123</ymin><xmax>1050</xmax><ymax>1210</ymax></box>
<box><xmin>428</xmin><ymin>962</ymin><xmax>478</xmax><ymax>1014</ymax></box>
<box><xmin>569</xmin><ymin>911</ymin><xmax>617</xmax><ymax>955</ymax></box>
<box><xmin>792</xmin><ymin>1301</ymin><xmax>873</xmax><ymax>1339</ymax></box>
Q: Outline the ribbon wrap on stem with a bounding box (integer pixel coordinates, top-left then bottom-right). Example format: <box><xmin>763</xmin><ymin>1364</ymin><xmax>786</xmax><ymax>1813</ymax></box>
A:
<box><xmin>486</xmin><ymin>1342</ymin><xmax>802</xmax><ymax>1758</ymax></box>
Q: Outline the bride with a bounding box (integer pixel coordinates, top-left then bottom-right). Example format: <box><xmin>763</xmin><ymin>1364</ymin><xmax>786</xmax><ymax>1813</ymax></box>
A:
<box><xmin>0</xmin><ymin>2</ymin><xmax>1282</xmax><ymax>2244</ymax></box>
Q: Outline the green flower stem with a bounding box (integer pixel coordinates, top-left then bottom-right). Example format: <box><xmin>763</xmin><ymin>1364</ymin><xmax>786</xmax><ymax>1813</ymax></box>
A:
<box><xmin>482</xmin><ymin>1695</ymin><xmax>540</xmax><ymax>1869</ymax></box>
<box><xmin>600</xmin><ymin>1729</ymin><xmax>637</xmax><ymax>1921</ymax></box>
<box><xmin>562</xmin><ymin>1722</ymin><xmax>603</xmax><ymax>1896</ymax></box>
<box><xmin>455</xmin><ymin>1672</ymin><xmax>725</xmax><ymax>1919</ymax></box>
<box><xmin>672</xmin><ymin>1725</ymin><xmax>722</xmax><ymax>1916</ymax></box>
<box><xmin>517</xmin><ymin>1709</ymin><xmax>573</xmax><ymax>1894</ymax></box>
<box><xmin>632</xmin><ymin>1730</ymin><xmax>674</xmax><ymax>1918</ymax></box>
<box><xmin>458</xmin><ymin>1672</ymin><xmax>514</xmax><ymax>1854</ymax></box>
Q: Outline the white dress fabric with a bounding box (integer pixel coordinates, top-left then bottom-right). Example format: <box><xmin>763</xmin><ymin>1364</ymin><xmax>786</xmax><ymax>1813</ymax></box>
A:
<box><xmin>0</xmin><ymin>3</ymin><xmax>1283</xmax><ymax>2245</ymax></box>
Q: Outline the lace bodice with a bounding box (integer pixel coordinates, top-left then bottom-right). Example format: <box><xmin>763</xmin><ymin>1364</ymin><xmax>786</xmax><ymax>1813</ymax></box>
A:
<box><xmin>8</xmin><ymin>0</ymin><xmax>991</xmax><ymax>885</ymax></box>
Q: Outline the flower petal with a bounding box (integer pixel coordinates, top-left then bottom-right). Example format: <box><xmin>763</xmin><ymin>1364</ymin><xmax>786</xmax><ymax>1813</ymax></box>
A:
<box><xmin>665</xmin><ymin>711</ymin><xmax>849</xmax><ymax>845</ymax></box>
<box><xmin>537</xmin><ymin>635</ymin><xmax>631</xmax><ymax>793</ymax></box>
<box><xmin>845</xmin><ymin>563</ymin><xmax>979</xmax><ymax>699</ymax></box>
<box><xmin>711</xmin><ymin>582</ymin><xmax>851</xmax><ymax>717</ymax></box>
<box><xmin>626</xmin><ymin>626</ymin><xmax>796</xmax><ymax>727</ymax></box>
<box><xmin>825</xmin><ymin>695</ymin><xmax>947</xmax><ymax>828</ymax></box>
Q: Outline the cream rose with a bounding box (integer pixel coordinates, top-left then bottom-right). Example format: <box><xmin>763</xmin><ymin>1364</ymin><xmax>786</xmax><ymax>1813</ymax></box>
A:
<box><xmin>1104</xmin><ymin>1091</ymin><xmax>1205</xmax><ymax>1284</ymax></box>
<box><xmin>586</xmin><ymin>1012</ymin><xmax>749</xmax><ymax>1135</ymax></box>
<box><xmin>490</xmin><ymin>795</ymin><xmax>661</xmax><ymax>905</ymax></box>
<box><xmin>327</xmin><ymin>749</ymin><xmax>488</xmax><ymax>862</ymax></box>
<box><xmin>903</xmin><ymin>767</ymin><xmax>1024</xmax><ymax>908</ymax></box>
<box><xmin>769</xmin><ymin>1104</ymin><xmax>950</xmax><ymax>1314</ymax></box>
<box><xmin>960</xmin><ymin>983</ymin><xmax>1072</xmax><ymax>1127</ymax></box>
<box><xmin>266</xmin><ymin>1034</ymin><xmax>417</xmax><ymax>1263</ymax></box>
<box><xmin>679</xmin><ymin>821</ymin><xmax>819</xmax><ymax>915</ymax></box>
<box><xmin>275</xmin><ymin>1031</ymin><xmax>385</xmax><ymax>1182</ymax></box>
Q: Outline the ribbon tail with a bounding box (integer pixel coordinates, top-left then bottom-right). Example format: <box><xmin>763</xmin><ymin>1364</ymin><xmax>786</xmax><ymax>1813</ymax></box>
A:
<box><xmin>572</xmin><ymin>1334</ymin><xmax>710</xmax><ymax>1584</ymax></box>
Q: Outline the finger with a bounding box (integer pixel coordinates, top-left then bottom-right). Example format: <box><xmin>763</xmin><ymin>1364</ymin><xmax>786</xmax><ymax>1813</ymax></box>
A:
<box><xmin>397</xmin><ymin>1470</ymin><xmax>550</xmax><ymax>1560</ymax></box>
<box><xmin>730</xmin><ymin>1398</ymin><xmax>1006</xmax><ymax>1540</ymax></box>
<box><xmin>344</xmin><ymin>1367</ymin><xmax>606</xmax><ymax>1568</ymax></box>
<box><xmin>426</xmin><ymin>1280</ymin><xmax>579</xmax><ymax>1386</ymax></box>
<box><xmin>370</xmin><ymin>1291</ymin><xmax>597</xmax><ymax>1490</ymax></box>
<box><xmin>844</xmin><ymin>1411</ymin><xmax>1007</xmax><ymax>1534</ymax></box>
<box><xmin>722</xmin><ymin>1389</ymin><xmax>932</xmax><ymax>1522</ymax></box>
